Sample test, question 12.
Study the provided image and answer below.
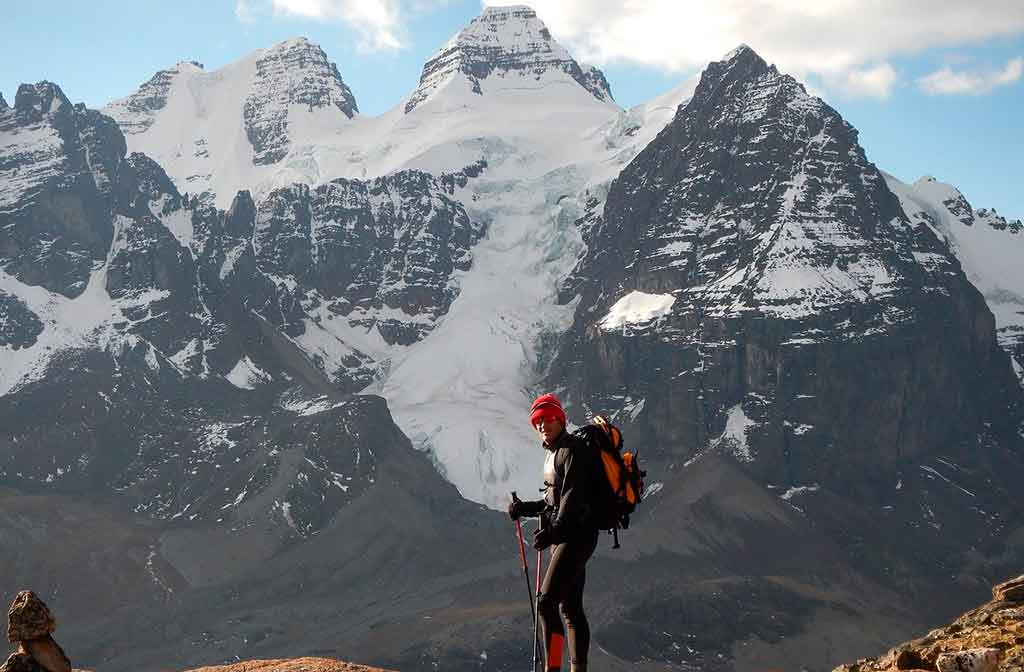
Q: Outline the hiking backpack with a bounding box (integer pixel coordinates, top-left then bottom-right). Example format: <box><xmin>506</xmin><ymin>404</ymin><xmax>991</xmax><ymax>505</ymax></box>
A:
<box><xmin>573</xmin><ymin>415</ymin><xmax>645</xmax><ymax>548</ymax></box>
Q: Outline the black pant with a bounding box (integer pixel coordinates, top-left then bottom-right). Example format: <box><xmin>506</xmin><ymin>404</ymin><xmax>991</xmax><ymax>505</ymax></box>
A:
<box><xmin>538</xmin><ymin>530</ymin><xmax>599</xmax><ymax>671</ymax></box>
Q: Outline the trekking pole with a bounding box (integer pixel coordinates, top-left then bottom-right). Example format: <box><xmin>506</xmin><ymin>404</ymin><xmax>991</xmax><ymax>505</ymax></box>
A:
<box><xmin>533</xmin><ymin>514</ymin><xmax>545</xmax><ymax>672</ymax></box>
<box><xmin>512</xmin><ymin>492</ymin><xmax>543</xmax><ymax>672</ymax></box>
<box><xmin>511</xmin><ymin>492</ymin><xmax>536</xmax><ymax>624</ymax></box>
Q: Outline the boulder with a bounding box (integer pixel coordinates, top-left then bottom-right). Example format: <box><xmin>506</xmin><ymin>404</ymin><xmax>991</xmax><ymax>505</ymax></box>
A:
<box><xmin>993</xmin><ymin>575</ymin><xmax>1024</xmax><ymax>602</ymax></box>
<box><xmin>0</xmin><ymin>651</ymin><xmax>43</xmax><ymax>672</ymax></box>
<box><xmin>6</xmin><ymin>593</ymin><xmax>55</xmax><ymax>643</ymax></box>
<box><xmin>935</xmin><ymin>648</ymin><xmax>999</xmax><ymax>672</ymax></box>
<box><xmin>23</xmin><ymin>637</ymin><xmax>71</xmax><ymax>672</ymax></box>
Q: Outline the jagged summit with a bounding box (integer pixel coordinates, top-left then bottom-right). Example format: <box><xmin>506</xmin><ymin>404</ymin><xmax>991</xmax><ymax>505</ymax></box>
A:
<box><xmin>243</xmin><ymin>36</ymin><xmax>359</xmax><ymax>164</ymax></box>
<box><xmin>697</xmin><ymin>43</ymin><xmax>778</xmax><ymax>99</ymax></box>
<box><xmin>405</xmin><ymin>4</ymin><xmax>613</xmax><ymax>113</ymax></box>
<box><xmin>719</xmin><ymin>43</ymin><xmax>756</xmax><ymax>61</ymax></box>
<box><xmin>13</xmin><ymin>81</ymin><xmax>71</xmax><ymax>119</ymax></box>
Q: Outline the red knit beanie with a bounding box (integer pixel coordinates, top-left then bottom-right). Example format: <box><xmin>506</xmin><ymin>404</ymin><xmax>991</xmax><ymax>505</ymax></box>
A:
<box><xmin>530</xmin><ymin>393</ymin><xmax>566</xmax><ymax>427</ymax></box>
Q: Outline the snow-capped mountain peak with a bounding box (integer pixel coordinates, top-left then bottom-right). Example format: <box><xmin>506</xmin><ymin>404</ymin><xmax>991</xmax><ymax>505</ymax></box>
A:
<box><xmin>720</xmin><ymin>43</ymin><xmax>753</xmax><ymax>60</ymax></box>
<box><xmin>405</xmin><ymin>4</ymin><xmax>613</xmax><ymax>113</ymax></box>
<box><xmin>909</xmin><ymin>174</ymin><xmax>975</xmax><ymax>227</ymax></box>
<box><xmin>243</xmin><ymin>36</ymin><xmax>359</xmax><ymax>164</ymax></box>
<box><xmin>103</xmin><ymin>37</ymin><xmax>359</xmax><ymax>203</ymax></box>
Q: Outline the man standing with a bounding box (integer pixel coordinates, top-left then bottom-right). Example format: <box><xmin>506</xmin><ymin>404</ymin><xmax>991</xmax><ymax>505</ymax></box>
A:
<box><xmin>508</xmin><ymin>393</ymin><xmax>600</xmax><ymax>672</ymax></box>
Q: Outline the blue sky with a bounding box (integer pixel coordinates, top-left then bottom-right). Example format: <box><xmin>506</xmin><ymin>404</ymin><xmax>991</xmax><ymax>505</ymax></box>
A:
<box><xmin>3</xmin><ymin>1</ymin><xmax>1022</xmax><ymax>219</ymax></box>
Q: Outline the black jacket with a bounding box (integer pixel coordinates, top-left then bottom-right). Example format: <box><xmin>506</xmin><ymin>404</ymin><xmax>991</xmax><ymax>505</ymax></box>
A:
<box><xmin>521</xmin><ymin>428</ymin><xmax>599</xmax><ymax>542</ymax></box>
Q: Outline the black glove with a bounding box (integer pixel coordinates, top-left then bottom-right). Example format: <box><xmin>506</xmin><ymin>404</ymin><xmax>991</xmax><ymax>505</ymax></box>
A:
<box><xmin>533</xmin><ymin>526</ymin><xmax>557</xmax><ymax>550</ymax></box>
<box><xmin>508</xmin><ymin>499</ymin><xmax>525</xmax><ymax>521</ymax></box>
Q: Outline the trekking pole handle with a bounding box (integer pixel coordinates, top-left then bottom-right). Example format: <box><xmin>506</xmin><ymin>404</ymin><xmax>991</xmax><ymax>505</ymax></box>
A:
<box><xmin>512</xmin><ymin>492</ymin><xmax>528</xmax><ymax>570</ymax></box>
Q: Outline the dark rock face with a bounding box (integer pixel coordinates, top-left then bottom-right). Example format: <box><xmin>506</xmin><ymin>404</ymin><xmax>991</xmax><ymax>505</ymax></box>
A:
<box><xmin>105</xmin><ymin>208</ymin><xmax>203</xmax><ymax>355</ymax></box>
<box><xmin>0</xmin><ymin>83</ymin><xmax>118</xmax><ymax>297</ymax></box>
<box><xmin>123</xmin><ymin>152</ymin><xmax>181</xmax><ymax>210</ymax></box>
<box><xmin>243</xmin><ymin>38</ymin><xmax>358</xmax><ymax>165</ymax></box>
<box><xmin>405</xmin><ymin>5</ymin><xmax>613</xmax><ymax>113</ymax></box>
<box><xmin>252</xmin><ymin>171</ymin><xmax>485</xmax><ymax>345</ymax></box>
<box><xmin>915</xmin><ymin>175</ymin><xmax>975</xmax><ymax>227</ymax></box>
<box><xmin>0</xmin><ymin>93</ymin><xmax>7</xmax><ymax>110</ymax></box>
<box><xmin>0</xmin><ymin>292</ymin><xmax>43</xmax><ymax>349</ymax></box>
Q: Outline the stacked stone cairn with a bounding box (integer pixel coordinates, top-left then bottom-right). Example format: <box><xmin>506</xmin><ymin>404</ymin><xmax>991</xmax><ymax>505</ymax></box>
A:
<box><xmin>0</xmin><ymin>592</ymin><xmax>71</xmax><ymax>672</ymax></box>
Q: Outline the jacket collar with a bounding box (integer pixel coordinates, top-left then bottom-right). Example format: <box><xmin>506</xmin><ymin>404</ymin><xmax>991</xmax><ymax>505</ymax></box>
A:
<box><xmin>543</xmin><ymin>428</ymin><xmax>570</xmax><ymax>451</ymax></box>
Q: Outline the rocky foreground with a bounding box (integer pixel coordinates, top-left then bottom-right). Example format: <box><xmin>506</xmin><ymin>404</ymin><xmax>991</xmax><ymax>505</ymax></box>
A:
<box><xmin>1</xmin><ymin>591</ymin><xmax>390</xmax><ymax>672</ymax></box>
<box><xmin>184</xmin><ymin>659</ymin><xmax>393</xmax><ymax>672</ymax></box>
<box><xmin>836</xmin><ymin>575</ymin><xmax>1024</xmax><ymax>672</ymax></box>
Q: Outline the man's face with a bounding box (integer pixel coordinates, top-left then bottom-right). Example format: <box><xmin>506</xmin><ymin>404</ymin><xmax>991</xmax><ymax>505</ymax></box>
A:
<box><xmin>535</xmin><ymin>414</ymin><xmax>564</xmax><ymax>444</ymax></box>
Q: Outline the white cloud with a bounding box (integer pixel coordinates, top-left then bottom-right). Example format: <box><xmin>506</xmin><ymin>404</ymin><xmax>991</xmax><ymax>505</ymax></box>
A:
<box><xmin>271</xmin><ymin>0</ymin><xmax>405</xmax><ymax>51</ymax></box>
<box><xmin>249</xmin><ymin>0</ymin><xmax>451</xmax><ymax>52</ymax></box>
<box><xmin>236</xmin><ymin>0</ymin><xmax>256</xmax><ymax>23</ymax></box>
<box><xmin>831</xmin><ymin>62</ymin><xmax>899</xmax><ymax>100</ymax></box>
<box><xmin>918</xmin><ymin>57</ymin><xmax>1024</xmax><ymax>95</ymax></box>
<box><xmin>481</xmin><ymin>0</ymin><xmax>1024</xmax><ymax>99</ymax></box>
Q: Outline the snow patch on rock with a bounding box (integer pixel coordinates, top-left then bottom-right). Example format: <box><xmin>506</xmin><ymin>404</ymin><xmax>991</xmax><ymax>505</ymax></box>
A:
<box><xmin>226</xmin><ymin>355</ymin><xmax>270</xmax><ymax>389</ymax></box>
<box><xmin>599</xmin><ymin>291</ymin><xmax>676</xmax><ymax>330</ymax></box>
<box><xmin>712</xmin><ymin>404</ymin><xmax>756</xmax><ymax>462</ymax></box>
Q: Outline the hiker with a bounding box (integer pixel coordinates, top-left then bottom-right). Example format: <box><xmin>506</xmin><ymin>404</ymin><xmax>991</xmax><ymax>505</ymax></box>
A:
<box><xmin>508</xmin><ymin>393</ymin><xmax>600</xmax><ymax>672</ymax></box>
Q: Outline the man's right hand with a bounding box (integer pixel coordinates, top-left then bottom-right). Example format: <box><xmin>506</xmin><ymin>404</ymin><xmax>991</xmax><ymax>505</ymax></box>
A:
<box><xmin>508</xmin><ymin>499</ymin><xmax>525</xmax><ymax>521</ymax></box>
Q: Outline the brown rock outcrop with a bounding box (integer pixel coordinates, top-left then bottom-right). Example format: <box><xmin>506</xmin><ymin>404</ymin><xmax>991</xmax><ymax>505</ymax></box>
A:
<box><xmin>6</xmin><ymin>593</ymin><xmax>55</xmax><ymax>643</ymax></box>
<box><xmin>2</xmin><ymin>593</ymin><xmax>71</xmax><ymax>672</ymax></box>
<box><xmin>21</xmin><ymin>638</ymin><xmax>69</xmax><ymax>672</ymax></box>
<box><xmin>994</xmin><ymin>576</ymin><xmax>1024</xmax><ymax>603</ymax></box>
<box><xmin>834</xmin><ymin>574</ymin><xmax>1024</xmax><ymax>671</ymax></box>
<box><xmin>185</xmin><ymin>658</ymin><xmax>395</xmax><ymax>672</ymax></box>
